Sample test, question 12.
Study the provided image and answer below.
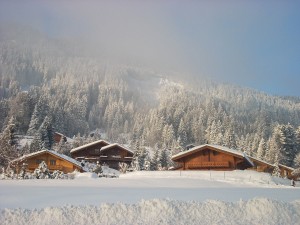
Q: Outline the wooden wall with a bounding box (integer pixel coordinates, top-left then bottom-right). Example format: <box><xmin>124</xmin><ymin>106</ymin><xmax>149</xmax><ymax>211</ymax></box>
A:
<box><xmin>175</xmin><ymin>148</ymin><xmax>245</xmax><ymax>171</ymax></box>
<box><xmin>99</xmin><ymin>146</ymin><xmax>133</xmax><ymax>170</ymax></box>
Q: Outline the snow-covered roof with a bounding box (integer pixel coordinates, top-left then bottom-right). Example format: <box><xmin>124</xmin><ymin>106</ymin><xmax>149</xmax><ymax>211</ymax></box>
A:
<box><xmin>172</xmin><ymin>144</ymin><xmax>254</xmax><ymax>166</ymax></box>
<box><xmin>248</xmin><ymin>156</ymin><xmax>274</xmax><ymax>167</ymax></box>
<box><xmin>54</xmin><ymin>132</ymin><xmax>74</xmax><ymax>143</ymax></box>
<box><xmin>100</xmin><ymin>143</ymin><xmax>134</xmax><ymax>154</ymax></box>
<box><xmin>278</xmin><ymin>164</ymin><xmax>294</xmax><ymax>171</ymax></box>
<box><xmin>70</xmin><ymin>140</ymin><xmax>110</xmax><ymax>153</ymax></box>
<box><xmin>12</xmin><ymin>149</ymin><xmax>85</xmax><ymax>170</ymax></box>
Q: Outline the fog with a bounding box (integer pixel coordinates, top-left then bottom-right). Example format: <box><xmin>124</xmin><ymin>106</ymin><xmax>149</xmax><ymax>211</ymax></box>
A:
<box><xmin>1</xmin><ymin>0</ymin><xmax>300</xmax><ymax>96</ymax></box>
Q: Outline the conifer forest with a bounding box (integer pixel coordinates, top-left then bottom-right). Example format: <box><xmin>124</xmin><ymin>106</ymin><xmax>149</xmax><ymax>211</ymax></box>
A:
<box><xmin>1</xmin><ymin>24</ymin><xmax>300</xmax><ymax>170</ymax></box>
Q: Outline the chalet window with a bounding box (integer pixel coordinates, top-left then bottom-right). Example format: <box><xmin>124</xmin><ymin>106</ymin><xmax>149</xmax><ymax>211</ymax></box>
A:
<box><xmin>36</xmin><ymin>159</ymin><xmax>42</xmax><ymax>164</ymax></box>
<box><xmin>213</xmin><ymin>151</ymin><xmax>219</xmax><ymax>156</ymax></box>
<box><xmin>50</xmin><ymin>160</ymin><xmax>56</xmax><ymax>165</ymax></box>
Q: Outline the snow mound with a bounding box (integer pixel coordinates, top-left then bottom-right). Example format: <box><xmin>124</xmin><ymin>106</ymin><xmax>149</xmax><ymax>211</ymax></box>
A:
<box><xmin>75</xmin><ymin>172</ymin><xmax>98</xmax><ymax>179</ymax></box>
<box><xmin>1</xmin><ymin>198</ymin><xmax>299</xmax><ymax>225</ymax></box>
<box><xmin>102</xmin><ymin>166</ymin><xmax>120</xmax><ymax>178</ymax></box>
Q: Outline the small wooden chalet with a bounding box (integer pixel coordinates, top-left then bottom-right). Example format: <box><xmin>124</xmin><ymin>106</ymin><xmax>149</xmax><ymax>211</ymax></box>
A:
<box><xmin>11</xmin><ymin>149</ymin><xmax>84</xmax><ymax>174</ymax></box>
<box><xmin>247</xmin><ymin>156</ymin><xmax>274</xmax><ymax>173</ymax></box>
<box><xmin>171</xmin><ymin>144</ymin><xmax>254</xmax><ymax>170</ymax></box>
<box><xmin>70</xmin><ymin>140</ymin><xmax>133</xmax><ymax>170</ymax></box>
<box><xmin>248</xmin><ymin>156</ymin><xmax>295</xmax><ymax>179</ymax></box>
<box><xmin>278</xmin><ymin>164</ymin><xmax>295</xmax><ymax>179</ymax></box>
<box><xmin>54</xmin><ymin>132</ymin><xmax>73</xmax><ymax>144</ymax></box>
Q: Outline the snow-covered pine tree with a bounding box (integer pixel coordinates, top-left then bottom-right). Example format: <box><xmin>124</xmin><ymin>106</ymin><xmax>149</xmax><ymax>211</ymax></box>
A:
<box><xmin>160</xmin><ymin>148</ymin><xmax>169</xmax><ymax>170</ymax></box>
<box><xmin>272</xmin><ymin>153</ymin><xmax>281</xmax><ymax>177</ymax></box>
<box><xmin>279</xmin><ymin>123</ymin><xmax>296</xmax><ymax>167</ymax></box>
<box><xmin>268</xmin><ymin>124</ymin><xmax>282</xmax><ymax>163</ymax></box>
<box><xmin>33</xmin><ymin>161</ymin><xmax>50</xmax><ymax>179</ymax></box>
<box><xmin>38</xmin><ymin>116</ymin><xmax>54</xmax><ymax>149</ymax></box>
<box><xmin>257</xmin><ymin>138</ymin><xmax>266</xmax><ymax>160</ymax></box>
<box><xmin>150</xmin><ymin>146</ymin><xmax>160</xmax><ymax>171</ymax></box>
<box><xmin>0</xmin><ymin>117</ymin><xmax>18</xmax><ymax>167</ymax></box>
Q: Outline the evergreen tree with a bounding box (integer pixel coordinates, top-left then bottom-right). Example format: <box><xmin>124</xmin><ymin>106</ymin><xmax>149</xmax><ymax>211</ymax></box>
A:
<box><xmin>0</xmin><ymin>117</ymin><xmax>18</xmax><ymax>167</ymax></box>
<box><xmin>160</xmin><ymin>148</ymin><xmax>169</xmax><ymax>170</ymax></box>
<box><xmin>38</xmin><ymin>116</ymin><xmax>54</xmax><ymax>149</ymax></box>
<box><xmin>257</xmin><ymin>138</ymin><xmax>266</xmax><ymax>160</ymax></box>
<box><xmin>279</xmin><ymin>124</ymin><xmax>296</xmax><ymax>167</ymax></box>
<box><xmin>272</xmin><ymin>153</ymin><xmax>281</xmax><ymax>177</ymax></box>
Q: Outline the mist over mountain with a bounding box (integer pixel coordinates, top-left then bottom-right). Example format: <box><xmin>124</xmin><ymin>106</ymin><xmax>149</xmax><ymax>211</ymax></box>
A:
<box><xmin>1</xmin><ymin>24</ymin><xmax>300</xmax><ymax>169</ymax></box>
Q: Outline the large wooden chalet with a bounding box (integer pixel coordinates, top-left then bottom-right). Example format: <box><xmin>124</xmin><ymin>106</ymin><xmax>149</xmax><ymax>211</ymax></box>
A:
<box><xmin>171</xmin><ymin>144</ymin><xmax>295</xmax><ymax>179</ymax></box>
<box><xmin>70</xmin><ymin>140</ymin><xmax>133</xmax><ymax>170</ymax></box>
<box><xmin>172</xmin><ymin>144</ymin><xmax>254</xmax><ymax>171</ymax></box>
<box><xmin>11</xmin><ymin>149</ymin><xmax>85</xmax><ymax>174</ymax></box>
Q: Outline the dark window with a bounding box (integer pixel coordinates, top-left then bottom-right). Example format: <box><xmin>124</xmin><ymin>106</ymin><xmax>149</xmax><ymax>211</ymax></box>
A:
<box><xmin>213</xmin><ymin>151</ymin><xmax>219</xmax><ymax>156</ymax></box>
<box><xmin>36</xmin><ymin>159</ymin><xmax>42</xmax><ymax>165</ymax></box>
<box><xmin>50</xmin><ymin>160</ymin><xmax>56</xmax><ymax>165</ymax></box>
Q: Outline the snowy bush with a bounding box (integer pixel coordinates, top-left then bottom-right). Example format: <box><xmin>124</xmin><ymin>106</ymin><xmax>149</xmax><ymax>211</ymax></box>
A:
<box><xmin>119</xmin><ymin>162</ymin><xmax>129</xmax><ymax>174</ymax></box>
<box><xmin>92</xmin><ymin>161</ymin><xmax>103</xmax><ymax>177</ymax></box>
<box><xmin>52</xmin><ymin>170</ymin><xmax>66</xmax><ymax>179</ymax></box>
<box><xmin>33</xmin><ymin>161</ymin><xmax>51</xmax><ymax>179</ymax></box>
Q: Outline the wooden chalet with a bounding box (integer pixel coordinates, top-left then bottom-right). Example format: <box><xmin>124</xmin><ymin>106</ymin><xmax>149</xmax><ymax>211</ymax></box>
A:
<box><xmin>248</xmin><ymin>156</ymin><xmax>295</xmax><ymax>179</ymax></box>
<box><xmin>171</xmin><ymin>144</ymin><xmax>254</xmax><ymax>171</ymax></box>
<box><xmin>11</xmin><ymin>149</ymin><xmax>85</xmax><ymax>174</ymax></box>
<box><xmin>70</xmin><ymin>140</ymin><xmax>133</xmax><ymax>170</ymax></box>
<box><xmin>54</xmin><ymin>132</ymin><xmax>73</xmax><ymax>144</ymax></box>
<box><xmin>247</xmin><ymin>156</ymin><xmax>274</xmax><ymax>173</ymax></box>
<box><xmin>278</xmin><ymin>164</ymin><xmax>295</xmax><ymax>179</ymax></box>
<box><xmin>99</xmin><ymin>143</ymin><xmax>134</xmax><ymax>170</ymax></box>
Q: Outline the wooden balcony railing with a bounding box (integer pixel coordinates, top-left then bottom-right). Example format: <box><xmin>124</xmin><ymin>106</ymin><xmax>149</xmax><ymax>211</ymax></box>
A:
<box><xmin>48</xmin><ymin>165</ymin><xmax>63</xmax><ymax>170</ymax></box>
<box><xmin>100</xmin><ymin>155</ymin><xmax>133</xmax><ymax>161</ymax></box>
<box><xmin>187</xmin><ymin>161</ymin><xmax>229</xmax><ymax>169</ymax></box>
<box><xmin>27</xmin><ymin>165</ymin><xmax>63</xmax><ymax>171</ymax></box>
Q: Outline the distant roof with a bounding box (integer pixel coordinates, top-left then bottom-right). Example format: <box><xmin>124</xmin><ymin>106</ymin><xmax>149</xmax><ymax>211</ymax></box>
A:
<box><xmin>54</xmin><ymin>132</ymin><xmax>74</xmax><ymax>143</ymax></box>
<box><xmin>11</xmin><ymin>149</ymin><xmax>85</xmax><ymax>170</ymax></box>
<box><xmin>100</xmin><ymin>143</ymin><xmax>134</xmax><ymax>154</ymax></box>
<box><xmin>172</xmin><ymin>144</ymin><xmax>254</xmax><ymax>166</ymax></box>
<box><xmin>70</xmin><ymin>140</ymin><xmax>110</xmax><ymax>153</ymax></box>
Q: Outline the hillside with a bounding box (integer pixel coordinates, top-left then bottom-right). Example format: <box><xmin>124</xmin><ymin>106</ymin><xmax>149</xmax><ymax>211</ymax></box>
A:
<box><xmin>1</xmin><ymin>24</ymin><xmax>300</xmax><ymax>169</ymax></box>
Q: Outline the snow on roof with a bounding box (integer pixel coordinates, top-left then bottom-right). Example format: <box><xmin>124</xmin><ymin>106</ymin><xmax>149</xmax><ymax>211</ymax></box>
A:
<box><xmin>100</xmin><ymin>143</ymin><xmax>134</xmax><ymax>154</ymax></box>
<box><xmin>172</xmin><ymin>144</ymin><xmax>254</xmax><ymax>166</ymax></box>
<box><xmin>12</xmin><ymin>149</ymin><xmax>85</xmax><ymax>170</ymax></box>
<box><xmin>278</xmin><ymin>164</ymin><xmax>295</xmax><ymax>171</ymax></box>
<box><xmin>248</xmin><ymin>156</ymin><xmax>274</xmax><ymax>167</ymax></box>
<box><xmin>54</xmin><ymin>132</ymin><xmax>74</xmax><ymax>143</ymax></box>
<box><xmin>70</xmin><ymin>140</ymin><xmax>110</xmax><ymax>153</ymax></box>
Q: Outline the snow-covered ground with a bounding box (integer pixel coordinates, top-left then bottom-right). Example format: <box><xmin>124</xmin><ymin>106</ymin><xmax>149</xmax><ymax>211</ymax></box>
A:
<box><xmin>1</xmin><ymin>170</ymin><xmax>300</xmax><ymax>225</ymax></box>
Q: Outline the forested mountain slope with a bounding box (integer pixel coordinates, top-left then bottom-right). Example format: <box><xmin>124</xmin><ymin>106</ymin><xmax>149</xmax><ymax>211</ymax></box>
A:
<box><xmin>1</xmin><ymin>24</ymin><xmax>300</xmax><ymax>169</ymax></box>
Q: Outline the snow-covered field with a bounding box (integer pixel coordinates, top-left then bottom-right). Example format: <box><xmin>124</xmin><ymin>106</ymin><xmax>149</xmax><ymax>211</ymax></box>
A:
<box><xmin>1</xmin><ymin>170</ymin><xmax>300</xmax><ymax>225</ymax></box>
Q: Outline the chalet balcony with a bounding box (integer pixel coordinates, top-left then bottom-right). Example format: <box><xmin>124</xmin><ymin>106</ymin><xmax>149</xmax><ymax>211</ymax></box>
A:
<box><xmin>187</xmin><ymin>161</ymin><xmax>230</xmax><ymax>169</ymax></box>
<box><xmin>100</xmin><ymin>155</ymin><xmax>133</xmax><ymax>161</ymax></box>
<box><xmin>27</xmin><ymin>165</ymin><xmax>63</xmax><ymax>171</ymax></box>
<box><xmin>48</xmin><ymin>165</ymin><xmax>63</xmax><ymax>170</ymax></box>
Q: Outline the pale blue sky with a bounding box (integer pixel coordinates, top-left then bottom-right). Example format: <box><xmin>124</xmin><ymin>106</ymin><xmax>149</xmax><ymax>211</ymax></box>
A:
<box><xmin>1</xmin><ymin>1</ymin><xmax>299</xmax><ymax>96</ymax></box>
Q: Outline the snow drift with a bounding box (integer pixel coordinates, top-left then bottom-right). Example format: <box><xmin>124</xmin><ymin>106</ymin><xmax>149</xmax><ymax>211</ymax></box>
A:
<box><xmin>1</xmin><ymin>198</ymin><xmax>300</xmax><ymax>225</ymax></box>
